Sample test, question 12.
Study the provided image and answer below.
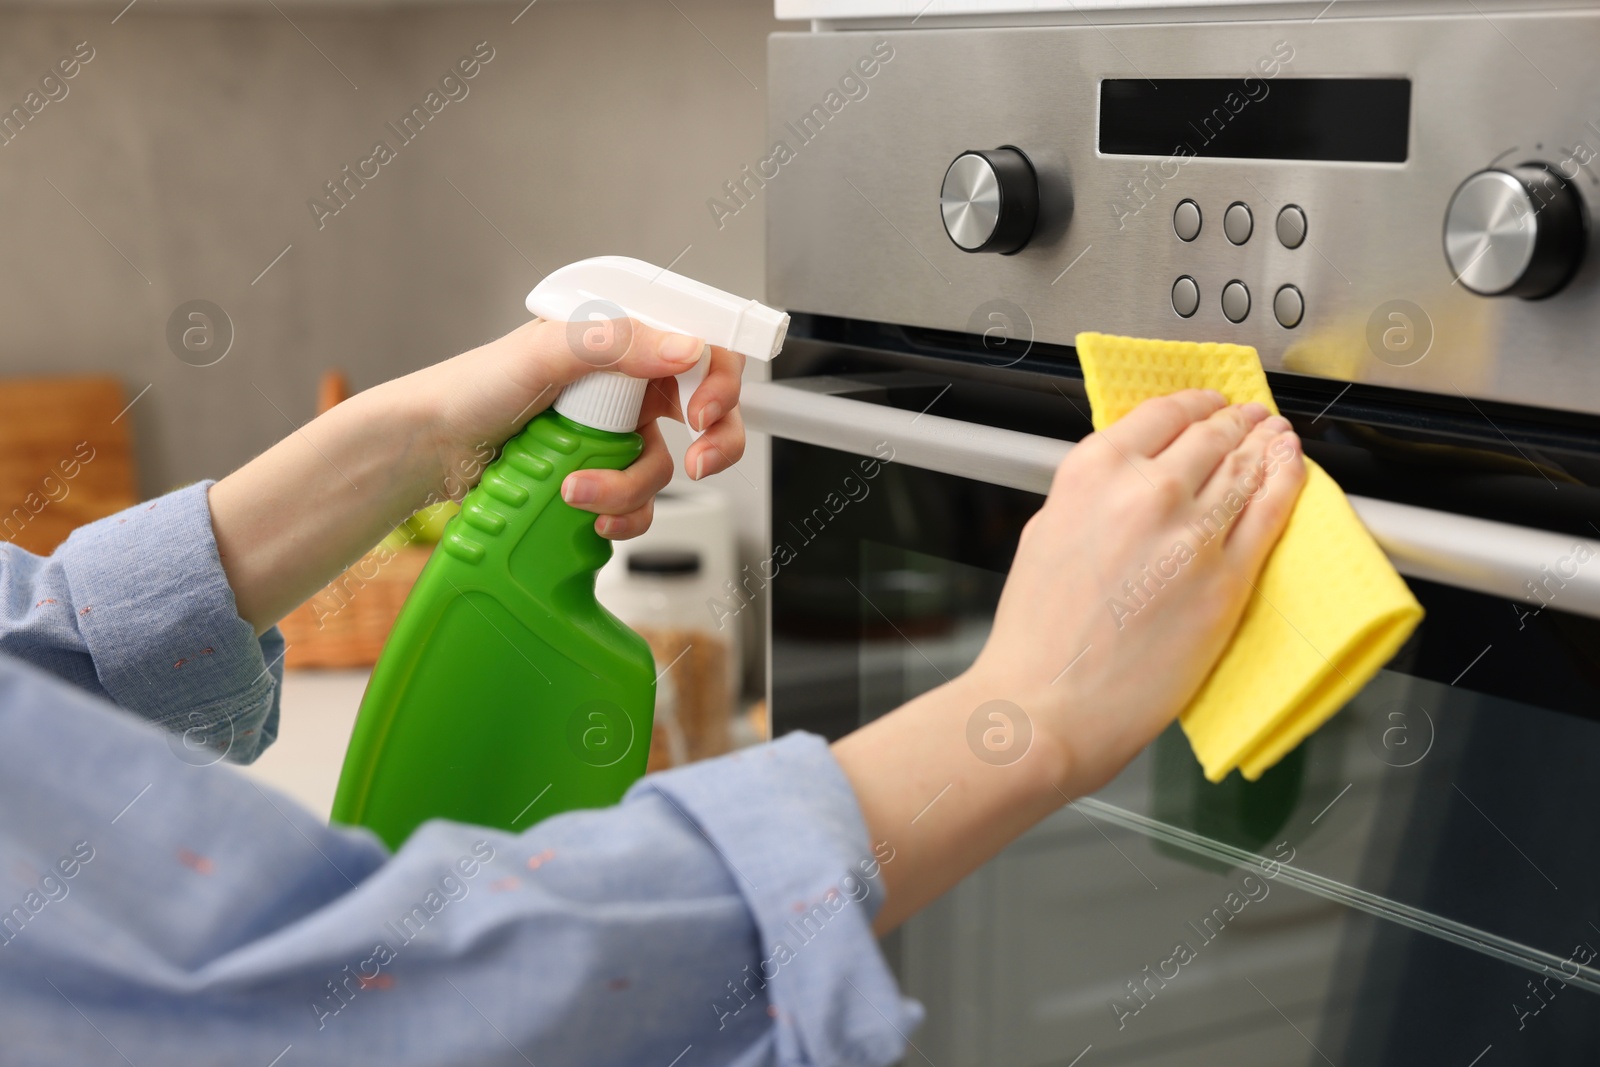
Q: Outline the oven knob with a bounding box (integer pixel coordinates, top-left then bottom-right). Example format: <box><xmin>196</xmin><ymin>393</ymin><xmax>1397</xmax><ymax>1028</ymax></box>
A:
<box><xmin>940</xmin><ymin>147</ymin><xmax>1038</xmax><ymax>255</ymax></box>
<box><xmin>1444</xmin><ymin>164</ymin><xmax>1587</xmax><ymax>298</ymax></box>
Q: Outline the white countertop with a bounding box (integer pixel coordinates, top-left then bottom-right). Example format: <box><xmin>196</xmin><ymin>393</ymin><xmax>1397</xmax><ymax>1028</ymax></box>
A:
<box><xmin>235</xmin><ymin>669</ymin><xmax>369</xmax><ymax>821</ymax></box>
<box><xmin>234</xmin><ymin>669</ymin><xmax>767</xmax><ymax>824</ymax></box>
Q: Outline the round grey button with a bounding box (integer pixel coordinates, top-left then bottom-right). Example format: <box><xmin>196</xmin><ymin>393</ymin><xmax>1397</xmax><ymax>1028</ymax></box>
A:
<box><xmin>940</xmin><ymin>154</ymin><xmax>1002</xmax><ymax>252</ymax></box>
<box><xmin>1276</xmin><ymin>205</ymin><xmax>1307</xmax><ymax>249</ymax></box>
<box><xmin>1173</xmin><ymin>199</ymin><xmax>1202</xmax><ymax>242</ymax></box>
<box><xmin>1224</xmin><ymin>202</ymin><xmax>1253</xmax><ymax>245</ymax></box>
<box><xmin>1171</xmin><ymin>276</ymin><xmax>1199</xmax><ymax>318</ymax></box>
<box><xmin>940</xmin><ymin>148</ymin><xmax>1039</xmax><ymax>255</ymax></box>
<box><xmin>1273</xmin><ymin>284</ymin><xmax>1304</xmax><ymax>328</ymax></box>
<box><xmin>1443</xmin><ymin>168</ymin><xmax>1552</xmax><ymax>296</ymax></box>
<box><xmin>1221</xmin><ymin>280</ymin><xmax>1251</xmax><ymax>323</ymax></box>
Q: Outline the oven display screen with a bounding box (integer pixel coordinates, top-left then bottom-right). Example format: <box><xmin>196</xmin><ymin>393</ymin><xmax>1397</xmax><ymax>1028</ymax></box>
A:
<box><xmin>1098</xmin><ymin>78</ymin><xmax>1411</xmax><ymax>163</ymax></box>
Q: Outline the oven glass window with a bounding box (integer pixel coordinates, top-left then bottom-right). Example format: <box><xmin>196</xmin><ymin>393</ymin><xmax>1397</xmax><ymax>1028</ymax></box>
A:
<box><xmin>772</xmin><ymin>438</ymin><xmax>1600</xmax><ymax>1063</ymax></box>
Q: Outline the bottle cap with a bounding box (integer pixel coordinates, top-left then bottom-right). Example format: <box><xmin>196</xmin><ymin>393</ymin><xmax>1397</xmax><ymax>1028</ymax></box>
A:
<box><xmin>548</xmin><ymin>373</ymin><xmax>651</xmax><ymax>435</ymax></box>
<box><xmin>526</xmin><ymin>256</ymin><xmax>787</xmax><ymax>434</ymax></box>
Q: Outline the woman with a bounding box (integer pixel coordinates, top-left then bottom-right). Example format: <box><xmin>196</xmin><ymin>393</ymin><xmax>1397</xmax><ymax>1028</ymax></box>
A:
<box><xmin>0</xmin><ymin>318</ymin><xmax>1302</xmax><ymax>1065</ymax></box>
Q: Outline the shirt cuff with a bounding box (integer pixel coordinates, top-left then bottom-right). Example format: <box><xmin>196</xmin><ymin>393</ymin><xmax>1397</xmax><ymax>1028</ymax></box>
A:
<box><xmin>633</xmin><ymin>731</ymin><xmax>924</xmax><ymax>1067</ymax></box>
<box><xmin>58</xmin><ymin>481</ymin><xmax>282</xmax><ymax>763</ymax></box>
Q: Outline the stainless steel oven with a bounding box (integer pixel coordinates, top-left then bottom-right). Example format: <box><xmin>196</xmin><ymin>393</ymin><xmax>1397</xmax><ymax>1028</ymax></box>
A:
<box><xmin>750</xmin><ymin>7</ymin><xmax>1600</xmax><ymax>1065</ymax></box>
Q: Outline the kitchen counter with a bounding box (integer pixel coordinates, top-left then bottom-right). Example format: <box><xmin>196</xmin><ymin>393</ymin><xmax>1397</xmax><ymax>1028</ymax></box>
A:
<box><xmin>235</xmin><ymin>670</ymin><xmax>767</xmax><ymax>825</ymax></box>
<box><xmin>235</xmin><ymin>669</ymin><xmax>368</xmax><ymax>821</ymax></box>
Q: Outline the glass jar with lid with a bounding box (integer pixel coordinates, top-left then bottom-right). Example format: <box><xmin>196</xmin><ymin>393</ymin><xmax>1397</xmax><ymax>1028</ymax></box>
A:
<box><xmin>607</xmin><ymin>548</ymin><xmax>732</xmax><ymax>771</ymax></box>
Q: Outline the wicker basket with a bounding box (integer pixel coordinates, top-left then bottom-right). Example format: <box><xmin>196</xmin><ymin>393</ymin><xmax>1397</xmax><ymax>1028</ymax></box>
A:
<box><xmin>279</xmin><ymin>544</ymin><xmax>432</xmax><ymax>668</ymax></box>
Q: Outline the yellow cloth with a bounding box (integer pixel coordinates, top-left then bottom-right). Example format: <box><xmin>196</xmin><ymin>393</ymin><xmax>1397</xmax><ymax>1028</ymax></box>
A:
<box><xmin>1075</xmin><ymin>332</ymin><xmax>1423</xmax><ymax>782</ymax></box>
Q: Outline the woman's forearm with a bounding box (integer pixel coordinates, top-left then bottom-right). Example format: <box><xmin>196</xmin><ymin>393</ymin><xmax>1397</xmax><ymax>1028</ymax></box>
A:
<box><xmin>207</xmin><ymin>381</ymin><xmax>441</xmax><ymax>635</ymax></box>
<box><xmin>831</xmin><ymin>671</ymin><xmax>1070</xmax><ymax>935</ymax></box>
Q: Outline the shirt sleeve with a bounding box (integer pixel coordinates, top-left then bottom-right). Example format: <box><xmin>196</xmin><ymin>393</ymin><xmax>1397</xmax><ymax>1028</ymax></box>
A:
<box><xmin>0</xmin><ymin>481</ymin><xmax>282</xmax><ymax>763</ymax></box>
<box><xmin>0</xmin><ymin>655</ymin><xmax>922</xmax><ymax>1067</ymax></box>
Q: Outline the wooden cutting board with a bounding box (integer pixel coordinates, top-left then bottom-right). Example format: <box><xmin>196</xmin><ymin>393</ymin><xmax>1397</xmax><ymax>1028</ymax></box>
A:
<box><xmin>0</xmin><ymin>377</ymin><xmax>139</xmax><ymax>555</ymax></box>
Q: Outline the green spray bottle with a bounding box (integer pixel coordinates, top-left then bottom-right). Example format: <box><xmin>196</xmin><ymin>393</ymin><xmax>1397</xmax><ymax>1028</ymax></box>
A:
<box><xmin>331</xmin><ymin>256</ymin><xmax>788</xmax><ymax>850</ymax></box>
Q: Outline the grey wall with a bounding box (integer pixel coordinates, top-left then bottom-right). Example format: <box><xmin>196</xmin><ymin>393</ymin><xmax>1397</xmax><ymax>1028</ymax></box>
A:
<box><xmin>0</xmin><ymin>0</ymin><xmax>787</xmax><ymax>683</ymax></box>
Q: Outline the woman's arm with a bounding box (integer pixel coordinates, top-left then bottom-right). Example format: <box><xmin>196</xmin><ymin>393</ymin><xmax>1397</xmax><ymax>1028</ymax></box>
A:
<box><xmin>0</xmin><ymin>653</ymin><xmax>909</xmax><ymax>1067</ymax></box>
<box><xmin>834</xmin><ymin>391</ymin><xmax>1306</xmax><ymax>932</ymax></box>
<box><xmin>0</xmin><ymin>388</ymin><xmax>1303</xmax><ymax>1067</ymax></box>
<box><xmin>208</xmin><ymin>318</ymin><xmax>747</xmax><ymax>633</ymax></box>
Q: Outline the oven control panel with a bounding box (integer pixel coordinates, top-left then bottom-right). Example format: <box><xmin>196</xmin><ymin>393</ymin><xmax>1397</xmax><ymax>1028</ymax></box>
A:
<box><xmin>767</xmin><ymin>12</ymin><xmax>1600</xmax><ymax>416</ymax></box>
<box><xmin>1147</xmin><ymin>196</ymin><xmax>1307</xmax><ymax>328</ymax></box>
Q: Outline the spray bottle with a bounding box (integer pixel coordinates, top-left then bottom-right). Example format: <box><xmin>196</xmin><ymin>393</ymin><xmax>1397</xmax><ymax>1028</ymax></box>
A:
<box><xmin>331</xmin><ymin>257</ymin><xmax>787</xmax><ymax>850</ymax></box>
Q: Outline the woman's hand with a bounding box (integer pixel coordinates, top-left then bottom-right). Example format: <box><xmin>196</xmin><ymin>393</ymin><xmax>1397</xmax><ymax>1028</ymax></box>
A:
<box><xmin>395</xmin><ymin>316</ymin><xmax>747</xmax><ymax>540</ymax></box>
<box><xmin>831</xmin><ymin>390</ymin><xmax>1306</xmax><ymax>932</ymax></box>
<box><xmin>968</xmin><ymin>389</ymin><xmax>1306</xmax><ymax>796</ymax></box>
<box><xmin>210</xmin><ymin>317</ymin><xmax>743</xmax><ymax>633</ymax></box>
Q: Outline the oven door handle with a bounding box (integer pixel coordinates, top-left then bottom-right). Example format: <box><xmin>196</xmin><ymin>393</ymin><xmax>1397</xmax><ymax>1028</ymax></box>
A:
<box><xmin>744</xmin><ymin>378</ymin><xmax>1600</xmax><ymax>620</ymax></box>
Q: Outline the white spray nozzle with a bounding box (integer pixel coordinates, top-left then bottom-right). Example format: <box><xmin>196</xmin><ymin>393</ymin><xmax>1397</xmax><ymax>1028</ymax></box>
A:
<box><xmin>525</xmin><ymin>256</ymin><xmax>788</xmax><ymax>434</ymax></box>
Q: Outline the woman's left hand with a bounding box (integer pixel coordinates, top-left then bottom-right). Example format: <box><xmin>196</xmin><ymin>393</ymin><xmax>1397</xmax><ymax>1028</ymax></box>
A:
<box><xmin>400</xmin><ymin>316</ymin><xmax>747</xmax><ymax>540</ymax></box>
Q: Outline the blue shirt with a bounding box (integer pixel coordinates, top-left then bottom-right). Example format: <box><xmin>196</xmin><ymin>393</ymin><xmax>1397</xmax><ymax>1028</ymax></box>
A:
<box><xmin>0</xmin><ymin>484</ymin><xmax>920</xmax><ymax>1065</ymax></box>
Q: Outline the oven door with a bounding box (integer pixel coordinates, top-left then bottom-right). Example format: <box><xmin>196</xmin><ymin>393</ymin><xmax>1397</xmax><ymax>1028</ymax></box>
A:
<box><xmin>749</xmin><ymin>327</ymin><xmax>1600</xmax><ymax>1066</ymax></box>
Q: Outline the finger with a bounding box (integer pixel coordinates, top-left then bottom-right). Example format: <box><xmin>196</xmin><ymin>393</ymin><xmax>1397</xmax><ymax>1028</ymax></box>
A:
<box><xmin>560</xmin><ymin>421</ymin><xmax>673</xmax><ymax>515</ymax></box>
<box><xmin>1194</xmin><ymin>415</ymin><xmax>1288</xmax><ymax>523</ymax></box>
<box><xmin>635</xmin><ymin>345</ymin><xmax>746</xmax><ymax>430</ymax></box>
<box><xmin>685</xmin><ymin>406</ymin><xmax>746</xmax><ymax>481</ymax></box>
<box><xmin>685</xmin><ymin>346</ymin><xmax>747</xmax><ymax>432</ymax></box>
<box><xmin>596</xmin><ymin>498</ymin><xmax>655</xmax><ymax>541</ymax></box>
<box><xmin>1156</xmin><ymin>402</ymin><xmax>1272</xmax><ymax>489</ymax></box>
<box><xmin>1223</xmin><ymin>429</ymin><xmax>1307</xmax><ymax>568</ymax></box>
<box><xmin>1102</xmin><ymin>389</ymin><xmax>1230</xmax><ymax>458</ymax></box>
<box><xmin>527</xmin><ymin>315</ymin><xmax>706</xmax><ymax>387</ymax></box>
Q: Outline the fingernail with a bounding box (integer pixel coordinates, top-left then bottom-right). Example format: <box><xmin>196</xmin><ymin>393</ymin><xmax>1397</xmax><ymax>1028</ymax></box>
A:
<box><xmin>562</xmin><ymin>475</ymin><xmax>597</xmax><ymax>505</ymax></box>
<box><xmin>1240</xmin><ymin>402</ymin><xmax>1270</xmax><ymax>423</ymax></box>
<box><xmin>662</xmin><ymin>334</ymin><xmax>703</xmax><ymax>363</ymax></box>
<box><xmin>696</xmin><ymin>401</ymin><xmax>722</xmax><ymax>432</ymax></box>
<box><xmin>1204</xmin><ymin>390</ymin><xmax>1228</xmax><ymax>404</ymax></box>
<box><xmin>692</xmin><ymin>452</ymin><xmax>705</xmax><ymax>481</ymax></box>
<box><xmin>1265</xmin><ymin>415</ymin><xmax>1293</xmax><ymax>434</ymax></box>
